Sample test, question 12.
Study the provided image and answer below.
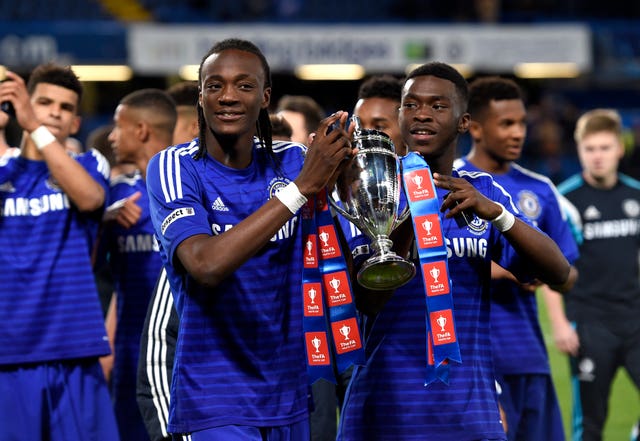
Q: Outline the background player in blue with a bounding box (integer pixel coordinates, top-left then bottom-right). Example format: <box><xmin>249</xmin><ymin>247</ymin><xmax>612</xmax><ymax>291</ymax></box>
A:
<box><xmin>544</xmin><ymin>108</ymin><xmax>640</xmax><ymax>441</ymax></box>
<box><xmin>455</xmin><ymin>76</ymin><xmax>579</xmax><ymax>440</ymax></box>
<box><xmin>0</xmin><ymin>63</ymin><xmax>118</xmax><ymax>440</ymax></box>
<box><xmin>99</xmin><ymin>88</ymin><xmax>177</xmax><ymax>441</ymax></box>
<box><xmin>136</xmin><ymin>82</ymin><xmax>199</xmax><ymax>441</ymax></box>
<box><xmin>337</xmin><ymin>62</ymin><xmax>573</xmax><ymax>441</ymax></box>
<box><xmin>146</xmin><ymin>38</ymin><xmax>355</xmax><ymax>440</ymax></box>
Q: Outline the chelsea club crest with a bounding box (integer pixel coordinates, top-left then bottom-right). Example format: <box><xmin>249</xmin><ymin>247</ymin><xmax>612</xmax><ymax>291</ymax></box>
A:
<box><xmin>466</xmin><ymin>213</ymin><xmax>489</xmax><ymax>235</ymax></box>
<box><xmin>268</xmin><ymin>177</ymin><xmax>291</xmax><ymax>199</ymax></box>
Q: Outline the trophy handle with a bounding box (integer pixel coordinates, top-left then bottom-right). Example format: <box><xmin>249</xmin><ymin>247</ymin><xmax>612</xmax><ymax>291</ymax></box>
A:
<box><xmin>396</xmin><ymin>205</ymin><xmax>411</xmax><ymax>226</ymax></box>
<box><xmin>327</xmin><ymin>187</ymin><xmax>360</xmax><ymax>225</ymax></box>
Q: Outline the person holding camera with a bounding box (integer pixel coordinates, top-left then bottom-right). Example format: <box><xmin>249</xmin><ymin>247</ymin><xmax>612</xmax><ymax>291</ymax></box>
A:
<box><xmin>0</xmin><ymin>63</ymin><xmax>117</xmax><ymax>440</ymax></box>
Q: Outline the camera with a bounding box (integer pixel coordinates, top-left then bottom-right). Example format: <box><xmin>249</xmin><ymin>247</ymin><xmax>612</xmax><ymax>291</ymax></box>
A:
<box><xmin>0</xmin><ymin>66</ymin><xmax>15</xmax><ymax>117</ymax></box>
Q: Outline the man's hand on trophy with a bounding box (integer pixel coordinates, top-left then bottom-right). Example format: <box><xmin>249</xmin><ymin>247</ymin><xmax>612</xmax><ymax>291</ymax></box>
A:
<box><xmin>296</xmin><ymin>111</ymin><xmax>357</xmax><ymax>197</ymax></box>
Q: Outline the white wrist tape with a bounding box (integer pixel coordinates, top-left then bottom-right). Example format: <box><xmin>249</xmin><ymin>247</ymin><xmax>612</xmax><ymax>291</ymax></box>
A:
<box><xmin>276</xmin><ymin>182</ymin><xmax>307</xmax><ymax>214</ymax></box>
<box><xmin>490</xmin><ymin>202</ymin><xmax>516</xmax><ymax>232</ymax></box>
<box><xmin>30</xmin><ymin>126</ymin><xmax>57</xmax><ymax>151</ymax></box>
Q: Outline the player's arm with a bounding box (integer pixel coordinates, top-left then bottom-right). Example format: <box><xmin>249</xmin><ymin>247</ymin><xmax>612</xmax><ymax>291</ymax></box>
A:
<box><xmin>434</xmin><ymin>173</ymin><xmax>571</xmax><ymax>289</ymax></box>
<box><xmin>0</xmin><ymin>70</ymin><xmax>106</xmax><ymax>211</ymax></box>
<box><xmin>99</xmin><ymin>294</ymin><xmax>116</xmax><ymax>382</ymax></box>
<box><xmin>173</xmin><ymin>112</ymin><xmax>355</xmax><ymax>288</ymax></box>
<box><xmin>540</xmin><ymin>284</ymin><xmax>579</xmax><ymax>355</ymax></box>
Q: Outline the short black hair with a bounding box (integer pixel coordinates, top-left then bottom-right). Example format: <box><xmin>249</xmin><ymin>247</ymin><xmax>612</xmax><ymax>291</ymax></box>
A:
<box><xmin>195</xmin><ymin>38</ymin><xmax>273</xmax><ymax>161</ymax></box>
<box><xmin>166</xmin><ymin>81</ymin><xmax>199</xmax><ymax>107</ymax></box>
<box><xmin>405</xmin><ymin>62</ymin><xmax>469</xmax><ymax>110</ymax></box>
<box><xmin>467</xmin><ymin>76</ymin><xmax>523</xmax><ymax>119</ymax></box>
<box><xmin>27</xmin><ymin>62</ymin><xmax>83</xmax><ymax>102</ymax></box>
<box><xmin>120</xmin><ymin>88</ymin><xmax>177</xmax><ymax>135</ymax></box>
<box><xmin>358</xmin><ymin>74</ymin><xmax>403</xmax><ymax>102</ymax></box>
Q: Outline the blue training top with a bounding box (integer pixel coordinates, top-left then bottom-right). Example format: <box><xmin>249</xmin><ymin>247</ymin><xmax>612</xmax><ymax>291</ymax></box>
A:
<box><xmin>455</xmin><ymin>159</ymin><xmax>579</xmax><ymax>375</ymax></box>
<box><xmin>100</xmin><ymin>170</ymin><xmax>164</xmax><ymax>428</ymax></box>
<box><xmin>146</xmin><ymin>138</ymin><xmax>309</xmax><ymax>434</ymax></box>
<box><xmin>0</xmin><ymin>150</ymin><xmax>111</xmax><ymax>365</ymax></box>
<box><xmin>338</xmin><ymin>169</ymin><xmax>530</xmax><ymax>441</ymax></box>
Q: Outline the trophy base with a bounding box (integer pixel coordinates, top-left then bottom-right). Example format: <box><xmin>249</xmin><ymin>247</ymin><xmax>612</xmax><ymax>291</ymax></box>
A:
<box><xmin>357</xmin><ymin>255</ymin><xmax>416</xmax><ymax>291</ymax></box>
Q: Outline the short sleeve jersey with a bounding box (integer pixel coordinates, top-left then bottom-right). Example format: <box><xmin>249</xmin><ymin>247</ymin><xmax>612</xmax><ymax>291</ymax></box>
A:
<box><xmin>146</xmin><ymin>138</ymin><xmax>309</xmax><ymax>434</ymax></box>
<box><xmin>339</xmin><ymin>169</ymin><xmax>527</xmax><ymax>441</ymax></box>
<box><xmin>102</xmin><ymin>171</ymin><xmax>164</xmax><ymax>396</ymax></box>
<box><xmin>0</xmin><ymin>150</ymin><xmax>111</xmax><ymax>365</ymax></box>
<box><xmin>558</xmin><ymin>173</ymin><xmax>640</xmax><ymax>324</ymax></box>
<box><xmin>455</xmin><ymin>159</ymin><xmax>579</xmax><ymax>374</ymax></box>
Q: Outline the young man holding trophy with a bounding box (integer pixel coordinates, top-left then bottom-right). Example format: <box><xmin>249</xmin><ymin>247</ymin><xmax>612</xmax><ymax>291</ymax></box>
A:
<box><xmin>336</xmin><ymin>62</ymin><xmax>573</xmax><ymax>440</ymax></box>
<box><xmin>145</xmin><ymin>38</ymin><xmax>358</xmax><ymax>440</ymax></box>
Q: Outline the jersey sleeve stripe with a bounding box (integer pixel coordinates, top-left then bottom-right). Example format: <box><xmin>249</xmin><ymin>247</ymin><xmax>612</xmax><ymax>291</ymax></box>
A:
<box><xmin>159</xmin><ymin>150</ymin><xmax>171</xmax><ymax>204</ymax></box>
<box><xmin>173</xmin><ymin>148</ymin><xmax>183</xmax><ymax>200</ymax></box>
<box><xmin>166</xmin><ymin>149</ymin><xmax>177</xmax><ymax>202</ymax></box>
<box><xmin>146</xmin><ymin>268</ymin><xmax>173</xmax><ymax>438</ymax></box>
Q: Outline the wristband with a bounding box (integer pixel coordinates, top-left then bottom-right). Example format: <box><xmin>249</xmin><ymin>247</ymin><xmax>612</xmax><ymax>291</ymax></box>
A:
<box><xmin>490</xmin><ymin>202</ymin><xmax>516</xmax><ymax>232</ymax></box>
<box><xmin>276</xmin><ymin>182</ymin><xmax>308</xmax><ymax>214</ymax></box>
<box><xmin>30</xmin><ymin>125</ymin><xmax>57</xmax><ymax>151</ymax></box>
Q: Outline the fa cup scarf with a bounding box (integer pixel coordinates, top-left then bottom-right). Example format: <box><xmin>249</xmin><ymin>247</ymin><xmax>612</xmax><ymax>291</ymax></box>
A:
<box><xmin>301</xmin><ymin>188</ymin><xmax>364</xmax><ymax>384</ymax></box>
<box><xmin>401</xmin><ymin>152</ymin><xmax>462</xmax><ymax>385</ymax></box>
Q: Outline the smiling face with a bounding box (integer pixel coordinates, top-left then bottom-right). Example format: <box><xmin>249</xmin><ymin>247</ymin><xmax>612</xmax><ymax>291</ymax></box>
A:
<box><xmin>199</xmin><ymin>48</ymin><xmax>271</xmax><ymax>152</ymax></box>
<box><xmin>469</xmin><ymin>98</ymin><xmax>526</xmax><ymax>167</ymax></box>
<box><xmin>399</xmin><ymin>75</ymin><xmax>468</xmax><ymax>165</ymax></box>
<box><xmin>30</xmin><ymin>82</ymin><xmax>81</xmax><ymax>142</ymax></box>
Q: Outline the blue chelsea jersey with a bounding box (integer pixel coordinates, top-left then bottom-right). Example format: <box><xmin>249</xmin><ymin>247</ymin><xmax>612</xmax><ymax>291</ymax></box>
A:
<box><xmin>0</xmin><ymin>150</ymin><xmax>111</xmax><ymax>365</ymax></box>
<box><xmin>339</xmin><ymin>169</ymin><xmax>528</xmax><ymax>441</ymax></box>
<box><xmin>455</xmin><ymin>159</ymin><xmax>579</xmax><ymax>375</ymax></box>
<box><xmin>146</xmin><ymin>138</ymin><xmax>309</xmax><ymax>433</ymax></box>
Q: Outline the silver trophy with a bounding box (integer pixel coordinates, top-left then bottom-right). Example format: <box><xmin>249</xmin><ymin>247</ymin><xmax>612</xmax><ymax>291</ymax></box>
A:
<box><xmin>330</xmin><ymin>116</ymin><xmax>415</xmax><ymax>290</ymax></box>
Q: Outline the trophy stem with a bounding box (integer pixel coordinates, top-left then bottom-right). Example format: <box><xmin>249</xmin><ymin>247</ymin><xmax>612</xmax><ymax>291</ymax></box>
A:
<box><xmin>358</xmin><ymin>236</ymin><xmax>416</xmax><ymax>291</ymax></box>
<box><xmin>371</xmin><ymin>236</ymin><xmax>393</xmax><ymax>255</ymax></box>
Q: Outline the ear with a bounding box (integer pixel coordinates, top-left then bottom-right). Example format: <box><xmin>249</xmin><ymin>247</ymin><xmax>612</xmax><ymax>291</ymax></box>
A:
<box><xmin>70</xmin><ymin>115</ymin><xmax>81</xmax><ymax>136</ymax></box>
<box><xmin>137</xmin><ymin>120</ymin><xmax>151</xmax><ymax>143</ymax></box>
<box><xmin>262</xmin><ymin>86</ymin><xmax>271</xmax><ymax>110</ymax></box>
<box><xmin>617</xmin><ymin>137</ymin><xmax>626</xmax><ymax>159</ymax></box>
<box><xmin>458</xmin><ymin>113</ymin><xmax>470</xmax><ymax>134</ymax></box>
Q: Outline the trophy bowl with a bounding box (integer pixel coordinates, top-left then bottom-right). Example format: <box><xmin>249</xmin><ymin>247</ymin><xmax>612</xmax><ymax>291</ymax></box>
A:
<box><xmin>330</xmin><ymin>120</ymin><xmax>415</xmax><ymax>291</ymax></box>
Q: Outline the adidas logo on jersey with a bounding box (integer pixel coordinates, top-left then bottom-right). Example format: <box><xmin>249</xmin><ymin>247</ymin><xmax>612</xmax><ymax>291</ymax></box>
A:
<box><xmin>584</xmin><ymin>205</ymin><xmax>601</xmax><ymax>220</ymax></box>
<box><xmin>211</xmin><ymin>197</ymin><xmax>229</xmax><ymax>212</ymax></box>
<box><xmin>0</xmin><ymin>181</ymin><xmax>16</xmax><ymax>193</ymax></box>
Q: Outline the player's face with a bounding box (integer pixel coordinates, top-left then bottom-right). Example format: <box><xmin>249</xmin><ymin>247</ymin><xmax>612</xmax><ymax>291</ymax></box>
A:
<box><xmin>353</xmin><ymin>97</ymin><xmax>405</xmax><ymax>155</ymax></box>
<box><xmin>199</xmin><ymin>49</ymin><xmax>270</xmax><ymax>140</ymax></box>
<box><xmin>108</xmin><ymin>104</ymin><xmax>138</xmax><ymax>164</ymax></box>
<box><xmin>399</xmin><ymin>75</ymin><xmax>468</xmax><ymax>159</ymax></box>
<box><xmin>470</xmin><ymin>99</ymin><xmax>526</xmax><ymax>163</ymax></box>
<box><xmin>577</xmin><ymin>131</ymin><xmax>624</xmax><ymax>182</ymax></box>
<box><xmin>30</xmin><ymin>82</ymin><xmax>81</xmax><ymax>142</ymax></box>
